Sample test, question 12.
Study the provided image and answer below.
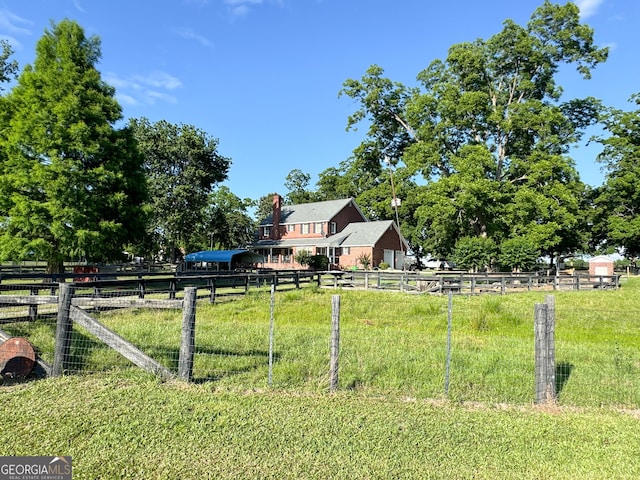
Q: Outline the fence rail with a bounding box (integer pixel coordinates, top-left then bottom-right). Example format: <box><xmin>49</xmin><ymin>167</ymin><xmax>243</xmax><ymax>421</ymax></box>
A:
<box><xmin>0</xmin><ymin>270</ymin><xmax>319</xmax><ymax>300</ymax></box>
<box><xmin>320</xmin><ymin>271</ymin><xmax>621</xmax><ymax>293</ymax></box>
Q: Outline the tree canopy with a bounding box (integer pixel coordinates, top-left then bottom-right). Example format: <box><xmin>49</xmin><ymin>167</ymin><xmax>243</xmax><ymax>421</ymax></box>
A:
<box><xmin>0</xmin><ymin>20</ymin><xmax>147</xmax><ymax>272</ymax></box>
<box><xmin>130</xmin><ymin>118</ymin><xmax>230</xmax><ymax>261</ymax></box>
<box><xmin>0</xmin><ymin>40</ymin><xmax>18</xmax><ymax>91</ymax></box>
<box><xmin>336</xmin><ymin>1</ymin><xmax>607</xmax><ymax>267</ymax></box>
<box><xmin>591</xmin><ymin>94</ymin><xmax>640</xmax><ymax>259</ymax></box>
<box><xmin>200</xmin><ymin>186</ymin><xmax>256</xmax><ymax>250</ymax></box>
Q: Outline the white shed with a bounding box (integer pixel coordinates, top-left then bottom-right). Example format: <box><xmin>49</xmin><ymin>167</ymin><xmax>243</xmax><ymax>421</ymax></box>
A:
<box><xmin>588</xmin><ymin>255</ymin><xmax>614</xmax><ymax>276</ymax></box>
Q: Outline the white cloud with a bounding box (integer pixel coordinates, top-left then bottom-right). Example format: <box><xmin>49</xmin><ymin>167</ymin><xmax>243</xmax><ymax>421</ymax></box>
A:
<box><xmin>105</xmin><ymin>71</ymin><xmax>182</xmax><ymax>106</ymax></box>
<box><xmin>0</xmin><ymin>7</ymin><xmax>32</xmax><ymax>36</ymax></box>
<box><xmin>174</xmin><ymin>27</ymin><xmax>214</xmax><ymax>48</ymax></box>
<box><xmin>574</xmin><ymin>0</ymin><xmax>604</xmax><ymax>19</ymax></box>
<box><xmin>224</xmin><ymin>0</ymin><xmax>264</xmax><ymax>17</ymax></box>
<box><xmin>73</xmin><ymin>0</ymin><xmax>86</xmax><ymax>13</ymax></box>
<box><xmin>146</xmin><ymin>91</ymin><xmax>178</xmax><ymax>105</ymax></box>
<box><xmin>133</xmin><ymin>72</ymin><xmax>182</xmax><ymax>90</ymax></box>
<box><xmin>115</xmin><ymin>93</ymin><xmax>138</xmax><ymax>106</ymax></box>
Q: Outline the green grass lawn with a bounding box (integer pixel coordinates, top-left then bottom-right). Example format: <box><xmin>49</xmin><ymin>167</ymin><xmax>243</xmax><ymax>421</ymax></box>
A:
<box><xmin>1</xmin><ymin>374</ymin><xmax>638</xmax><ymax>479</ymax></box>
<box><xmin>0</xmin><ymin>277</ymin><xmax>639</xmax><ymax>478</ymax></box>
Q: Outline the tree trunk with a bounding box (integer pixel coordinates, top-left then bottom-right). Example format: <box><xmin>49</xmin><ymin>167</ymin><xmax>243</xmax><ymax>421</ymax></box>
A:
<box><xmin>46</xmin><ymin>258</ymin><xmax>65</xmax><ymax>275</ymax></box>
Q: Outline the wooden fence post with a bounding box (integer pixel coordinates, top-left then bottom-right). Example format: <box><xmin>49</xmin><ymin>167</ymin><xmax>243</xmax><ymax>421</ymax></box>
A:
<box><xmin>329</xmin><ymin>294</ymin><xmax>340</xmax><ymax>392</ymax></box>
<box><xmin>28</xmin><ymin>286</ymin><xmax>38</xmax><ymax>321</ymax></box>
<box><xmin>545</xmin><ymin>294</ymin><xmax>556</xmax><ymax>398</ymax></box>
<box><xmin>268</xmin><ymin>284</ymin><xmax>275</xmax><ymax>386</ymax></box>
<box><xmin>209</xmin><ymin>278</ymin><xmax>216</xmax><ymax>303</ymax></box>
<box><xmin>52</xmin><ymin>283</ymin><xmax>73</xmax><ymax>376</ymax></box>
<box><xmin>534</xmin><ymin>295</ymin><xmax>556</xmax><ymax>404</ymax></box>
<box><xmin>178</xmin><ymin>287</ymin><xmax>197</xmax><ymax>381</ymax></box>
<box><xmin>444</xmin><ymin>291</ymin><xmax>453</xmax><ymax>395</ymax></box>
<box><xmin>169</xmin><ymin>279</ymin><xmax>176</xmax><ymax>300</ymax></box>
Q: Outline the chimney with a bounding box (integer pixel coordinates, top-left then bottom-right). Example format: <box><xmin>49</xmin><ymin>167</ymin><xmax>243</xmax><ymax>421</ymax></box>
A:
<box><xmin>271</xmin><ymin>194</ymin><xmax>282</xmax><ymax>240</ymax></box>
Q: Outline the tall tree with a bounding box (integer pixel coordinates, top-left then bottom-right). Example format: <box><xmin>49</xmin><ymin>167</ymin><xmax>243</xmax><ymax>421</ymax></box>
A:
<box><xmin>0</xmin><ymin>39</ymin><xmax>18</xmax><ymax>90</ymax></box>
<box><xmin>0</xmin><ymin>20</ymin><xmax>147</xmax><ymax>273</ymax></box>
<box><xmin>591</xmin><ymin>94</ymin><xmax>640</xmax><ymax>259</ymax></box>
<box><xmin>0</xmin><ymin>40</ymin><xmax>19</xmax><ymax>163</ymax></box>
<box><xmin>284</xmin><ymin>169</ymin><xmax>314</xmax><ymax>204</ymax></box>
<box><xmin>340</xmin><ymin>1</ymin><xmax>606</xmax><ymax>264</ymax></box>
<box><xmin>199</xmin><ymin>186</ymin><xmax>256</xmax><ymax>250</ymax></box>
<box><xmin>130</xmin><ymin>118</ymin><xmax>230</xmax><ymax>261</ymax></box>
<box><xmin>254</xmin><ymin>193</ymin><xmax>278</xmax><ymax>223</ymax></box>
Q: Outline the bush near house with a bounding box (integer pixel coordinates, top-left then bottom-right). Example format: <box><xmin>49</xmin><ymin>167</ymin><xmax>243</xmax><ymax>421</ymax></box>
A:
<box><xmin>307</xmin><ymin>254</ymin><xmax>329</xmax><ymax>270</ymax></box>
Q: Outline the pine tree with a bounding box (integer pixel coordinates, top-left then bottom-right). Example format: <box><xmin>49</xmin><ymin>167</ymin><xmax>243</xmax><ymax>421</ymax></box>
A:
<box><xmin>0</xmin><ymin>20</ymin><xmax>147</xmax><ymax>273</ymax></box>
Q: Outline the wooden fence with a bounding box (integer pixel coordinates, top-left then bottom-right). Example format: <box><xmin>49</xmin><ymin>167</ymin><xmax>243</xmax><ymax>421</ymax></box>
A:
<box><xmin>0</xmin><ymin>270</ymin><xmax>319</xmax><ymax>303</ymax></box>
<box><xmin>0</xmin><ymin>284</ymin><xmax>197</xmax><ymax>381</ymax></box>
<box><xmin>320</xmin><ymin>270</ymin><xmax>621</xmax><ymax>294</ymax></box>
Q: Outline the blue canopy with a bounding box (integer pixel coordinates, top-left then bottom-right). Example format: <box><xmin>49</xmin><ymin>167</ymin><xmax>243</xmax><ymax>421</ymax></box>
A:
<box><xmin>184</xmin><ymin>249</ymin><xmax>263</xmax><ymax>264</ymax></box>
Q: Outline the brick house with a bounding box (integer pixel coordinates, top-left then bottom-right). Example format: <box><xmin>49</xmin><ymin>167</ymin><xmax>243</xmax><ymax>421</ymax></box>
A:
<box><xmin>252</xmin><ymin>195</ymin><xmax>408</xmax><ymax>270</ymax></box>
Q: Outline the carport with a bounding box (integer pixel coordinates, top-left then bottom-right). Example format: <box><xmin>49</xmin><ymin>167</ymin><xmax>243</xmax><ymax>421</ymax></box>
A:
<box><xmin>184</xmin><ymin>249</ymin><xmax>264</xmax><ymax>271</ymax></box>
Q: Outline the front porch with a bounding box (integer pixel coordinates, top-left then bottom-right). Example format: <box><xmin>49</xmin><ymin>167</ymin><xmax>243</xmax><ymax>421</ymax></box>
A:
<box><xmin>253</xmin><ymin>246</ymin><xmax>343</xmax><ymax>270</ymax></box>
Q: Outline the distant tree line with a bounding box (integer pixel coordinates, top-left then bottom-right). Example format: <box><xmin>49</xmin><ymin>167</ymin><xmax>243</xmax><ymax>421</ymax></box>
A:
<box><xmin>0</xmin><ymin>3</ymin><xmax>639</xmax><ymax>273</ymax></box>
<box><xmin>272</xmin><ymin>1</ymin><xmax>640</xmax><ymax>272</ymax></box>
<box><xmin>0</xmin><ymin>20</ymin><xmax>254</xmax><ymax>271</ymax></box>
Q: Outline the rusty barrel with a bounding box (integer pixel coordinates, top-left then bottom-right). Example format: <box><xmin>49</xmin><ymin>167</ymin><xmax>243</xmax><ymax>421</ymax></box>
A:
<box><xmin>0</xmin><ymin>337</ymin><xmax>36</xmax><ymax>379</ymax></box>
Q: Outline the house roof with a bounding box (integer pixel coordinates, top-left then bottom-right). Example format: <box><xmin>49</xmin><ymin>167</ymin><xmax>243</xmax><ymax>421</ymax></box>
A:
<box><xmin>336</xmin><ymin>220</ymin><xmax>408</xmax><ymax>248</ymax></box>
<box><xmin>254</xmin><ymin>221</ymin><xmax>408</xmax><ymax>250</ymax></box>
<box><xmin>184</xmin><ymin>249</ymin><xmax>263</xmax><ymax>264</ymax></box>
<box><xmin>259</xmin><ymin>198</ymin><xmax>365</xmax><ymax>226</ymax></box>
<box><xmin>588</xmin><ymin>255</ymin><xmax>614</xmax><ymax>263</ymax></box>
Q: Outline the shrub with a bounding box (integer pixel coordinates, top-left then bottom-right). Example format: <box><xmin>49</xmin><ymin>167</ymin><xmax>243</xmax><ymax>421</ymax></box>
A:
<box><xmin>307</xmin><ymin>254</ymin><xmax>329</xmax><ymax>270</ymax></box>
<box><xmin>378</xmin><ymin>262</ymin><xmax>390</xmax><ymax>270</ymax></box>
<box><xmin>453</xmin><ymin>236</ymin><xmax>497</xmax><ymax>272</ymax></box>
<box><xmin>498</xmin><ymin>237</ymin><xmax>539</xmax><ymax>272</ymax></box>
<box><xmin>295</xmin><ymin>250</ymin><xmax>312</xmax><ymax>267</ymax></box>
<box><xmin>356</xmin><ymin>253</ymin><xmax>371</xmax><ymax>270</ymax></box>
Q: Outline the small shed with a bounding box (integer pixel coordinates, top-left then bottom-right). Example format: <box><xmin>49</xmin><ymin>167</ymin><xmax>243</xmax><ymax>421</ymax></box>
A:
<box><xmin>589</xmin><ymin>255</ymin><xmax>614</xmax><ymax>276</ymax></box>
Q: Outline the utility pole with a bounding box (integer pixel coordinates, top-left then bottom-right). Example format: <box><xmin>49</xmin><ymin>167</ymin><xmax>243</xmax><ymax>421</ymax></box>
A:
<box><xmin>385</xmin><ymin>156</ymin><xmax>404</xmax><ymax>269</ymax></box>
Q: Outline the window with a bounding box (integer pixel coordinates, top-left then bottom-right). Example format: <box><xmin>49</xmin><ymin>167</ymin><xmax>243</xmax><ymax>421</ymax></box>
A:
<box><xmin>341</xmin><ymin>247</ymin><xmax>350</xmax><ymax>255</ymax></box>
<box><xmin>314</xmin><ymin>222</ymin><xmax>323</xmax><ymax>234</ymax></box>
<box><xmin>263</xmin><ymin>226</ymin><xmax>271</xmax><ymax>237</ymax></box>
<box><xmin>302</xmin><ymin>223</ymin><xmax>310</xmax><ymax>234</ymax></box>
<box><xmin>287</xmin><ymin>224</ymin><xmax>296</xmax><ymax>232</ymax></box>
<box><xmin>330</xmin><ymin>222</ymin><xmax>337</xmax><ymax>234</ymax></box>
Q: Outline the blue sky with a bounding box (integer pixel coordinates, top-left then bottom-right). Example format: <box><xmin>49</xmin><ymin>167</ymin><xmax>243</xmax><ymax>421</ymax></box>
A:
<box><xmin>0</xmin><ymin>0</ymin><xmax>638</xmax><ymax>202</ymax></box>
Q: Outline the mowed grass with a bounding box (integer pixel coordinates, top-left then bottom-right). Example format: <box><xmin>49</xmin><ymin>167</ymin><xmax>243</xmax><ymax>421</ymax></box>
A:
<box><xmin>16</xmin><ymin>278</ymin><xmax>634</xmax><ymax>406</ymax></box>
<box><xmin>0</xmin><ymin>277</ymin><xmax>639</xmax><ymax>478</ymax></box>
<box><xmin>1</xmin><ymin>374</ymin><xmax>639</xmax><ymax>479</ymax></box>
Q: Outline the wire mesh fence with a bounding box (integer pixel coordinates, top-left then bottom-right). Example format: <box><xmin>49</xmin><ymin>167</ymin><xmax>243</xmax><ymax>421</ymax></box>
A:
<box><xmin>0</xmin><ymin>283</ymin><xmax>638</xmax><ymax>408</ymax></box>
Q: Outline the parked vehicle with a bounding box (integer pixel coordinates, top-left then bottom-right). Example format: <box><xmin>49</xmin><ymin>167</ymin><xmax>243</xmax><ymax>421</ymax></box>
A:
<box><xmin>426</xmin><ymin>259</ymin><xmax>455</xmax><ymax>270</ymax></box>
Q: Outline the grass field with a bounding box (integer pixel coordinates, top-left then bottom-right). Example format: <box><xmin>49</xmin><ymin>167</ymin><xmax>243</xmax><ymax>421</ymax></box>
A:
<box><xmin>0</xmin><ymin>277</ymin><xmax>639</xmax><ymax>478</ymax></box>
